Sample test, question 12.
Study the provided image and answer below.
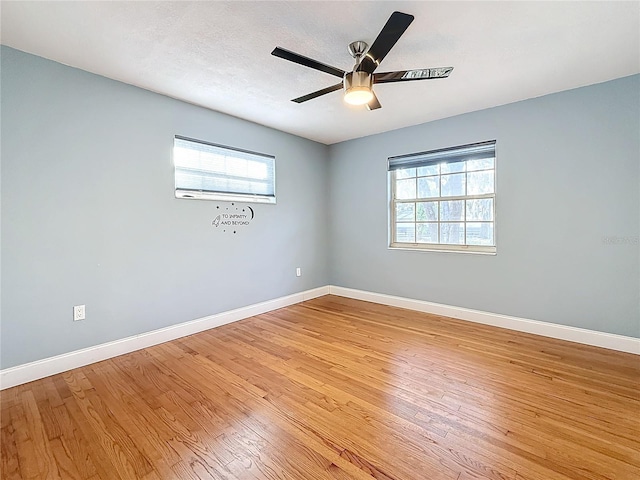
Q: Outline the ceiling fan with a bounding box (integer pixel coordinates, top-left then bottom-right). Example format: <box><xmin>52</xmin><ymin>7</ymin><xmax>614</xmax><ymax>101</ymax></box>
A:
<box><xmin>271</xmin><ymin>11</ymin><xmax>453</xmax><ymax>110</ymax></box>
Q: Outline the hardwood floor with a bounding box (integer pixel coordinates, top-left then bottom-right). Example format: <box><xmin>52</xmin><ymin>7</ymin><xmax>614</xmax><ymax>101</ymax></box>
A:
<box><xmin>1</xmin><ymin>295</ymin><xmax>639</xmax><ymax>479</ymax></box>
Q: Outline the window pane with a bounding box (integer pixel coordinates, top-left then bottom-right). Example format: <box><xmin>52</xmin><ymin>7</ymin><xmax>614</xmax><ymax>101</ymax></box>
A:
<box><xmin>466</xmin><ymin>158</ymin><xmax>494</xmax><ymax>171</ymax></box>
<box><xmin>396</xmin><ymin>178</ymin><xmax>416</xmax><ymax>199</ymax></box>
<box><xmin>440</xmin><ymin>200</ymin><xmax>464</xmax><ymax>221</ymax></box>
<box><xmin>440</xmin><ymin>223</ymin><xmax>465</xmax><ymax>244</ymax></box>
<box><xmin>467</xmin><ymin>170</ymin><xmax>494</xmax><ymax>195</ymax></box>
<box><xmin>466</xmin><ymin>198</ymin><xmax>494</xmax><ymax>221</ymax></box>
<box><xmin>396</xmin><ymin>168</ymin><xmax>416</xmax><ymax>179</ymax></box>
<box><xmin>466</xmin><ymin>222</ymin><xmax>494</xmax><ymax>245</ymax></box>
<box><xmin>396</xmin><ymin>203</ymin><xmax>415</xmax><ymax>222</ymax></box>
<box><xmin>441</xmin><ymin>161</ymin><xmax>465</xmax><ymax>173</ymax></box>
<box><xmin>441</xmin><ymin>173</ymin><xmax>466</xmax><ymax>197</ymax></box>
<box><xmin>417</xmin><ymin>223</ymin><xmax>438</xmax><ymax>243</ymax></box>
<box><xmin>396</xmin><ymin>223</ymin><xmax>415</xmax><ymax>243</ymax></box>
<box><xmin>416</xmin><ymin>201</ymin><xmax>438</xmax><ymax>221</ymax></box>
<box><xmin>417</xmin><ymin>176</ymin><xmax>439</xmax><ymax>198</ymax></box>
<box><xmin>417</xmin><ymin>164</ymin><xmax>439</xmax><ymax>176</ymax></box>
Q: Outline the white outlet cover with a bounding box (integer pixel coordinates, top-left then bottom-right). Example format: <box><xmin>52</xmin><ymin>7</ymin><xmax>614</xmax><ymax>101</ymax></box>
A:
<box><xmin>73</xmin><ymin>305</ymin><xmax>85</xmax><ymax>321</ymax></box>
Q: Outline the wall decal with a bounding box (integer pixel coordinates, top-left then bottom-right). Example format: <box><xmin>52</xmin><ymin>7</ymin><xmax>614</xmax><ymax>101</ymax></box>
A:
<box><xmin>212</xmin><ymin>203</ymin><xmax>255</xmax><ymax>233</ymax></box>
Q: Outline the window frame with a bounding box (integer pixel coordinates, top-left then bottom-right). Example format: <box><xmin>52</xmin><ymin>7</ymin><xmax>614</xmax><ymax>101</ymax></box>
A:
<box><xmin>388</xmin><ymin>141</ymin><xmax>497</xmax><ymax>254</ymax></box>
<box><xmin>173</xmin><ymin>135</ymin><xmax>276</xmax><ymax>204</ymax></box>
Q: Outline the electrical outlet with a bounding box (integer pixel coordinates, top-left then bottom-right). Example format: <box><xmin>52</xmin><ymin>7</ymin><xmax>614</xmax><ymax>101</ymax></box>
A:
<box><xmin>296</xmin><ymin>267</ymin><xmax>301</xmax><ymax>277</ymax></box>
<box><xmin>73</xmin><ymin>305</ymin><xmax>85</xmax><ymax>321</ymax></box>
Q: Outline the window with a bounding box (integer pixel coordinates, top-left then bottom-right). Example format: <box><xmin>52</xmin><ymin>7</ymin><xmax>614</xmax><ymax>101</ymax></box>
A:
<box><xmin>174</xmin><ymin>135</ymin><xmax>276</xmax><ymax>203</ymax></box>
<box><xmin>389</xmin><ymin>141</ymin><xmax>496</xmax><ymax>253</ymax></box>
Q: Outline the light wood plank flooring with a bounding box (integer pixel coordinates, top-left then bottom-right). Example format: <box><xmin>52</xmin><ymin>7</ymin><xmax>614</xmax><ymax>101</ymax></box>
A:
<box><xmin>2</xmin><ymin>295</ymin><xmax>639</xmax><ymax>479</ymax></box>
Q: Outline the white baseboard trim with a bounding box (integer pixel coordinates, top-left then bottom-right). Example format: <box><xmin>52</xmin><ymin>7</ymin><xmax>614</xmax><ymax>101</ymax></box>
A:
<box><xmin>329</xmin><ymin>285</ymin><xmax>640</xmax><ymax>355</ymax></box>
<box><xmin>0</xmin><ymin>286</ymin><xmax>330</xmax><ymax>390</ymax></box>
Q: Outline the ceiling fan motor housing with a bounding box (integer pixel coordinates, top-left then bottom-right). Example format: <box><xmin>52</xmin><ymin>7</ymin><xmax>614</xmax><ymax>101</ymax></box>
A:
<box><xmin>344</xmin><ymin>71</ymin><xmax>373</xmax><ymax>97</ymax></box>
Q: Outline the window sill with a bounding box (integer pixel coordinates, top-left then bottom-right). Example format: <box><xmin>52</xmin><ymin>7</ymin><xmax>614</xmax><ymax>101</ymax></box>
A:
<box><xmin>389</xmin><ymin>243</ymin><xmax>496</xmax><ymax>255</ymax></box>
<box><xmin>176</xmin><ymin>190</ymin><xmax>276</xmax><ymax>204</ymax></box>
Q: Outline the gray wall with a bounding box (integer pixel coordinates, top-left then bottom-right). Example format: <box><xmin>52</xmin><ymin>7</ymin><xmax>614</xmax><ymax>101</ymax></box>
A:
<box><xmin>1</xmin><ymin>47</ymin><xmax>329</xmax><ymax>369</ymax></box>
<box><xmin>328</xmin><ymin>75</ymin><xmax>640</xmax><ymax>338</ymax></box>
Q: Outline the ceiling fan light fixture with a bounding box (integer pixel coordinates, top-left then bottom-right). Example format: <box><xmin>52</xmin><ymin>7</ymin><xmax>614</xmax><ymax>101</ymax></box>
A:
<box><xmin>344</xmin><ymin>87</ymin><xmax>374</xmax><ymax>105</ymax></box>
<box><xmin>344</xmin><ymin>71</ymin><xmax>373</xmax><ymax>105</ymax></box>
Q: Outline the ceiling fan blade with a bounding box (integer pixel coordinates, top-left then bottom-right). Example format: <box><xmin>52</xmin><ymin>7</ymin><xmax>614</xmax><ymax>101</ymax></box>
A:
<box><xmin>366</xmin><ymin>92</ymin><xmax>382</xmax><ymax>111</ymax></box>
<box><xmin>272</xmin><ymin>47</ymin><xmax>345</xmax><ymax>78</ymax></box>
<box><xmin>374</xmin><ymin>67</ymin><xmax>454</xmax><ymax>84</ymax></box>
<box><xmin>292</xmin><ymin>83</ymin><xmax>343</xmax><ymax>103</ymax></box>
<box><xmin>357</xmin><ymin>11</ymin><xmax>414</xmax><ymax>74</ymax></box>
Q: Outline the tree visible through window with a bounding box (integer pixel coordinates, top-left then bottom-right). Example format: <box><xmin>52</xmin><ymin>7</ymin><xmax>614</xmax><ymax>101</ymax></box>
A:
<box><xmin>389</xmin><ymin>141</ymin><xmax>496</xmax><ymax>253</ymax></box>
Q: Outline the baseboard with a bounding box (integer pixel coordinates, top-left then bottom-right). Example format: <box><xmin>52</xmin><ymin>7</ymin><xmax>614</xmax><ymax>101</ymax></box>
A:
<box><xmin>329</xmin><ymin>285</ymin><xmax>640</xmax><ymax>355</ymax></box>
<box><xmin>0</xmin><ymin>286</ymin><xmax>330</xmax><ymax>390</ymax></box>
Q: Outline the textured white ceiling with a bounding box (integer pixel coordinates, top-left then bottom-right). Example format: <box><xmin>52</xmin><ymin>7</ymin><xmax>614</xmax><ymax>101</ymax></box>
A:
<box><xmin>2</xmin><ymin>1</ymin><xmax>639</xmax><ymax>145</ymax></box>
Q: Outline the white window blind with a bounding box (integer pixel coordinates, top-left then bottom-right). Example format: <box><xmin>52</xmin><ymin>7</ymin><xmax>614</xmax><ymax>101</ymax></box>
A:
<box><xmin>174</xmin><ymin>136</ymin><xmax>276</xmax><ymax>204</ymax></box>
<box><xmin>388</xmin><ymin>141</ymin><xmax>496</xmax><ymax>171</ymax></box>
